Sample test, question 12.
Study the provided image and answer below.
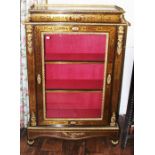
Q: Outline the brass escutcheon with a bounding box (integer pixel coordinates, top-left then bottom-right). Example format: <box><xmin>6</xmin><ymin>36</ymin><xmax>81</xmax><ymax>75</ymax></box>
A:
<box><xmin>37</xmin><ymin>74</ymin><xmax>41</xmax><ymax>84</ymax></box>
<box><xmin>69</xmin><ymin>121</ymin><xmax>77</xmax><ymax>125</ymax></box>
<box><xmin>107</xmin><ymin>74</ymin><xmax>111</xmax><ymax>85</ymax></box>
<box><xmin>72</xmin><ymin>26</ymin><xmax>79</xmax><ymax>31</ymax></box>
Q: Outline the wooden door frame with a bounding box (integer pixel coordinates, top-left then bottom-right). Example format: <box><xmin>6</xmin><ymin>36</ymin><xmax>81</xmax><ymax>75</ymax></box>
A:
<box><xmin>33</xmin><ymin>24</ymin><xmax>117</xmax><ymax>126</ymax></box>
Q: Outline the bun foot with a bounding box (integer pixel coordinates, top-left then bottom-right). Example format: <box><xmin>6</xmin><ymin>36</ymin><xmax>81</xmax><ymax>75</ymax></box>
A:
<box><xmin>111</xmin><ymin>139</ymin><xmax>119</xmax><ymax>146</ymax></box>
<box><xmin>27</xmin><ymin>139</ymin><xmax>35</xmax><ymax>146</ymax></box>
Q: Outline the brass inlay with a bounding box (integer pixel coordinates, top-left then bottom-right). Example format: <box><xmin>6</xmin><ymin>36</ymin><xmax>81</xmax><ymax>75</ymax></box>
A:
<box><xmin>37</xmin><ymin>74</ymin><xmax>41</xmax><ymax>84</ymax></box>
<box><xmin>35</xmin><ymin>25</ymin><xmax>117</xmax><ymax>32</ymax></box>
<box><xmin>24</xmin><ymin>21</ymin><xmax>129</xmax><ymax>26</ymax></box>
<box><xmin>107</xmin><ymin>74</ymin><xmax>111</xmax><ymax>85</ymax></box>
<box><xmin>28</xmin><ymin>125</ymin><xmax>119</xmax><ymax>131</ymax></box>
<box><xmin>31</xmin><ymin>112</ymin><xmax>36</xmax><ymax>126</ymax></box>
<box><xmin>117</xmin><ymin>26</ymin><xmax>124</xmax><ymax>55</ymax></box>
<box><xmin>30</xmin><ymin>13</ymin><xmax>120</xmax><ymax>23</ymax></box>
<box><xmin>110</xmin><ymin>112</ymin><xmax>116</xmax><ymax>127</ymax></box>
<box><xmin>69</xmin><ymin>121</ymin><xmax>77</xmax><ymax>125</ymax></box>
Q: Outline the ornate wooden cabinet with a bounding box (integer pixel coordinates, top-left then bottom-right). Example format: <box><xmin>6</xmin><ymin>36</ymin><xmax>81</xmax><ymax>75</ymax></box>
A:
<box><xmin>24</xmin><ymin>4</ymin><xmax>129</xmax><ymax>145</ymax></box>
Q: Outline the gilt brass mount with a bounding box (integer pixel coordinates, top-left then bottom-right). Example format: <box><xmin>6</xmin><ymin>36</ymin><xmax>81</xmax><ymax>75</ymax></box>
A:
<box><xmin>111</xmin><ymin>140</ymin><xmax>119</xmax><ymax>145</ymax></box>
<box><xmin>110</xmin><ymin>112</ymin><xmax>116</xmax><ymax>127</ymax></box>
<box><xmin>117</xmin><ymin>26</ymin><xmax>124</xmax><ymax>55</ymax></box>
<box><xmin>62</xmin><ymin>132</ymin><xmax>85</xmax><ymax>138</ymax></box>
<box><xmin>31</xmin><ymin>112</ymin><xmax>37</xmax><ymax>126</ymax></box>
<box><xmin>27</xmin><ymin>139</ymin><xmax>35</xmax><ymax>145</ymax></box>
<box><xmin>26</xmin><ymin>25</ymin><xmax>33</xmax><ymax>54</ymax></box>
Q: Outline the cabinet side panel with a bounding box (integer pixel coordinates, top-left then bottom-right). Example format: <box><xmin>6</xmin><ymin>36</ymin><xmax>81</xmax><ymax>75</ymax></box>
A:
<box><xmin>26</xmin><ymin>25</ymin><xmax>37</xmax><ymax>126</ymax></box>
<box><xmin>33</xmin><ymin>26</ymin><xmax>45</xmax><ymax>125</ymax></box>
<box><xmin>111</xmin><ymin>26</ymin><xmax>128</xmax><ymax>119</ymax></box>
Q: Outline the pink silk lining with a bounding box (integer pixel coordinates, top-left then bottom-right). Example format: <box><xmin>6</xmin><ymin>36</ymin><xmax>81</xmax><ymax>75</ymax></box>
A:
<box><xmin>45</xmin><ymin>34</ymin><xmax>106</xmax><ymax>61</ymax></box>
<box><xmin>44</xmin><ymin>33</ymin><xmax>107</xmax><ymax>118</ymax></box>
<box><xmin>46</xmin><ymin>92</ymin><xmax>102</xmax><ymax>118</ymax></box>
<box><xmin>45</xmin><ymin>64</ymin><xmax>104</xmax><ymax>89</ymax></box>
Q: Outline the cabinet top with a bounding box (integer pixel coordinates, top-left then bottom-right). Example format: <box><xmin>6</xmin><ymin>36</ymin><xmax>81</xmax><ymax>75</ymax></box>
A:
<box><xmin>26</xmin><ymin>4</ymin><xmax>128</xmax><ymax>24</ymax></box>
<box><xmin>29</xmin><ymin>4</ymin><xmax>124</xmax><ymax>14</ymax></box>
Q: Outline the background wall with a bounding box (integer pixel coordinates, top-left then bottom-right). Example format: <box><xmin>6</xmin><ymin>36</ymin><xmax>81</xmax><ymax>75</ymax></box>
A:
<box><xmin>47</xmin><ymin>0</ymin><xmax>134</xmax><ymax>114</ymax></box>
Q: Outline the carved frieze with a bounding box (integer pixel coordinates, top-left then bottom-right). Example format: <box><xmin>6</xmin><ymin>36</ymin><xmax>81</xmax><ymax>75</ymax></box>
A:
<box><xmin>30</xmin><ymin>14</ymin><xmax>120</xmax><ymax>23</ymax></box>
<box><xmin>34</xmin><ymin>25</ymin><xmax>115</xmax><ymax>33</ymax></box>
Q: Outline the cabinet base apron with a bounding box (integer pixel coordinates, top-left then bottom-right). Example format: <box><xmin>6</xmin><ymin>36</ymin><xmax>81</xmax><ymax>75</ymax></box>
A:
<box><xmin>27</xmin><ymin>125</ymin><xmax>119</xmax><ymax>141</ymax></box>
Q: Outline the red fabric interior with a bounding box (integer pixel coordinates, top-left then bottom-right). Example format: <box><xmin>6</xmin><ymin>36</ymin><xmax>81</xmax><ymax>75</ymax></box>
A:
<box><xmin>45</xmin><ymin>64</ymin><xmax>104</xmax><ymax>90</ymax></box>
<box><xmin>44</xmin><ymin>34</ymin><xmax>107</xmax><ymax>61</ymax></box>
<box><xmin>44</xmin><ymin>33</ymin><xmax>106</xmax><ymax>119</ymax></box>
<box><xmin>46</xmin><ymin>92</ymin><xmax>102</xmax><ymax>118</ymax></box>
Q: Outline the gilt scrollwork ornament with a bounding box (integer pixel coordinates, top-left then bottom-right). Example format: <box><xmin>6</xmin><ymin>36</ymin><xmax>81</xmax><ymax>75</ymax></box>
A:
<box><xmin>26</xmin><ymin>25</ymin><xmax>33</xmax><ymax>54</ymax></box>
<box><xmin>27</xmin><ymin>33</ymin><xmax>33</xmax><ymax>54</ymax></box>
<box><xmin>118</xmin><ymin>25</ymin><xmax>124</xmax><ymax>34</ymax></box>
<box><xmin>62</xmin><ymin>132</ymin><xmax>85</xmax><ymax>138</ymax></box>
<box><xmin>26</xmin><ymin>25</ymin><xmax>33</xmax><ymax>33</ymax></box>
<box><xmin>110</xmin><ymin>112</ymin><xmax>116</xmax><ymax>127</ymax></box>
<box><xmin>117</xmin><ymin>26</ymin><xmax>124</xmax><ymax>55</ymax></box>
<box><xmin>31</xmin><ymin>112</ymin><xmax>37</xmax><ymax>126</ymax></box>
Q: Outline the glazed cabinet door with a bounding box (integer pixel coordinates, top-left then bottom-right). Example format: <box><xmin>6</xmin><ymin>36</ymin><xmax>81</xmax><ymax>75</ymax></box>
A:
<box><xmin>34</xmin><ymin>25</ymin><xmax>117</xmax><ymax>126</ymax></box>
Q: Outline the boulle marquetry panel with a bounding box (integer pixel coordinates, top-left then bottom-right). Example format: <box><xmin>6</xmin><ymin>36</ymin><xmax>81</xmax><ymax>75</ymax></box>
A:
<box><xmin>25</xmin><ymin>4</ymin><xmax>129</xmax><ymax>144</ymax></box>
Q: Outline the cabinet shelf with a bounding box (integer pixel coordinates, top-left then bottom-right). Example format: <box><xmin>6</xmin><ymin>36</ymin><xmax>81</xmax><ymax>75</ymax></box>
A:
<box><xmin>45</xmin><ymin>53</ymin><xmax>105</xmax><ymax>62</ymax></box>
<box><xmin>44</xmin><ymin>61</ymin><xmax>105</xmax><ymax>64</ymax></box>
<box><xmin>45</xmin><ymin>89</ymin><xmax>103</xmax><ymax>93</ymax></box>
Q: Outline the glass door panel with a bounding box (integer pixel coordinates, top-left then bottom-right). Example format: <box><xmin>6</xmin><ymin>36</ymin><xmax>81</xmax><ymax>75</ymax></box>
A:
<box><xmin>43</xmin><ymin>33</ymin><xmax>108</xmax><ymax>120</ymax></box>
